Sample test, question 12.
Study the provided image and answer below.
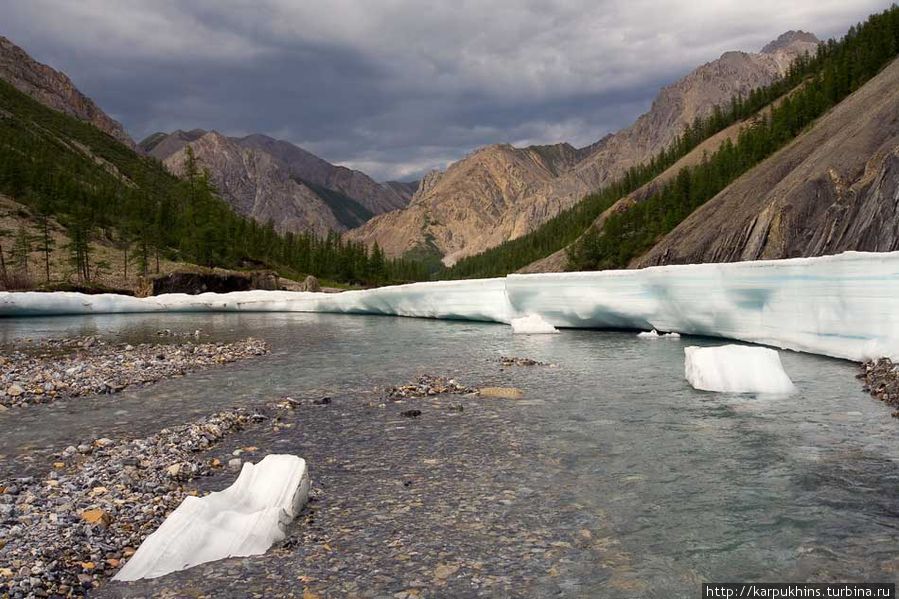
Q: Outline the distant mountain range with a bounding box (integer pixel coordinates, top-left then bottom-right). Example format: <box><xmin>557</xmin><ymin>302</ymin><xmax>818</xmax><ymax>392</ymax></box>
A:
<box><xmin>347</xmin><ymin>31</ymin><xmax>821</xmax><ymax>265</ymax></box>
<box><xmin>141</xmin><ymin>130</ymin><xmax>416</xmax><ymax>235</ymax></box>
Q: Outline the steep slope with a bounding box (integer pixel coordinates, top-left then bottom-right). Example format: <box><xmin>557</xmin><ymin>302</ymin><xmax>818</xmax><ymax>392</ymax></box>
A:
<box><xmin>346</xmin><ymin>143</ymin><xmax>586</xmax><ymax>263</ymax></box>
<box><xmin>237</xmin><ymin>134</ymin><xmax>409</xmax><ymax>213</ymax></box>
<box><xmin>141</xmin><ymin>128</ymin><xmax>207</xmax><ymax>160</ymax></box>
<box><xmin>382</xmin><ymin>180</ymin><xmax>420</xmax><ymax>204</ymax></box>
<box><xmin>519</xmin><ymin>84</ymin><xmax>800</xmax><ymax>273</ymax></box>
<box><xmin>348</xmin><ymin>31</ymin><xmax>819</xmax><ymax>264</ymax></box>
<box><xmin>0</xmin><ymin>35</ymin><xmax>137</xmax><ymax>150</ymax></box>
<box><xmin>146</xmin><ymin>131</ymin><xmax>411</xmax><ymax>232</ymax></box>
<box><xmin>162</xmin><ymin>132</ymin><xmax>341</xmax><ymax>236</ymax></box>
<box><xmin>633</xmin><ymin>56</ymin><xmax>899</xmax><ymax>267</ymax></box>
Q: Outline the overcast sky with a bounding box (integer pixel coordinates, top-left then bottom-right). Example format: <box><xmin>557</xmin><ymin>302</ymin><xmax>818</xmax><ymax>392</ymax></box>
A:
<box><xmin>3</xmin><ymin>0</ymin><xmax>890</xmax><ymax>180</ymax></box>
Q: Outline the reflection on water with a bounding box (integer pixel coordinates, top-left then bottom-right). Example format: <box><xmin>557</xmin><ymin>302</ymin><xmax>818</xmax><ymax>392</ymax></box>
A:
<box><xmin>2</xmin><ymin>312</ymin><xmax>897</xmax><ymax>594</ymax></box>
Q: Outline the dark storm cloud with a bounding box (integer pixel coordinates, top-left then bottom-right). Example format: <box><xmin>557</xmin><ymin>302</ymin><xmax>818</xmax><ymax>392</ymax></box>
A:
<box><xmin>1</xmin><ymin>0</ymin><xmax>891</xmax><ymax>180</ymax></box>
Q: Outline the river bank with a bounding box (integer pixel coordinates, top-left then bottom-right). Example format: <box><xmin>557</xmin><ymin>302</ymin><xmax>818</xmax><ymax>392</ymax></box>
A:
<box><xmin>0</xmin><ymin>335</ymin><xmax>269</xmax><ymax>409</ymax></box>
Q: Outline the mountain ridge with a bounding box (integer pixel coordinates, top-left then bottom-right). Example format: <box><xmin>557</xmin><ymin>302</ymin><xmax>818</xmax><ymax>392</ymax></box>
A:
<box><xmin>346</xmin><ymin>31</ymin><xmax>820</xmax><ymax>264</ymax></box>
<box><xmin>0</xmin><ymin>35</ymin><xmax>137</xmax><ymax>150</ymax></box>
<box><xmin>146</xmin><ymin>130</ymin><xmax>415</xmax><ymax>234</ymax></box>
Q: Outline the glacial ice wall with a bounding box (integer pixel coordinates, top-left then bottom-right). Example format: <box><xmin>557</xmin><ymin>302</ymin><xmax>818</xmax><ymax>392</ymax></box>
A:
<box><xmin>2</xmin><ymin>251</ymin><xmax>899</xmax><ymax>362</ymax></box>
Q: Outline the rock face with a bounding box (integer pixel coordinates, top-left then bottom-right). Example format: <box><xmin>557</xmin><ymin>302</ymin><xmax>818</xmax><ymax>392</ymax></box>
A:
<box><xmin>347</xmin><ymin>32</ymin><xmax>820</xmax><ymax>264</ymax></box>
<box><xmin>633</xmin><ymin>56</ymin><xmax>899</xmax><ymax>267</ymax></box>
<box><xmin>237</xmin><ymin>134</ymin><xmax>410</xmax><ymax>214</ymax></box>
<box><xmin>161</xmin><ymin>131</ymin><xmax>343</xmax><ymax>235</ymax></box>
<box><xmin>148</xmin><ymin>269</ymin><xmax>280</xmax><ymax>295</ymax></box>
<box><xmin>145</xmin><ymin>131</ymin><xmax>414</xmax><ymax>234</ymax></box>
<box><xmin>347</xmin><ymin>143</ymin><xmax>588</xmax><ymax>264</ymax></box>
<box><xmin>0</xmin><ymin>35</ymin><xmax>137</xmax><ymax>150</ymax></box>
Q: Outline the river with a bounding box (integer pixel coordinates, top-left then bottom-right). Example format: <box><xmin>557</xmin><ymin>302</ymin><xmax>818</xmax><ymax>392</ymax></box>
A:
<box><xmin>1</xmin><ymin>312</ymin><xmax>896</xmax><ymax>597</ymax></box>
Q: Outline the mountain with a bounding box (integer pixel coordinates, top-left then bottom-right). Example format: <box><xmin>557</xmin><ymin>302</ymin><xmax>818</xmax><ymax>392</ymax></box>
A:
<box><xmin>145</xmin><ymin>130</ymin><xmax>413</xmax><ymax>234</ymax></box>
<box><xmin>632</xmin><ymin>55</ymin><xmax>899</xmax><ymax>267</ymax></box>
<box><xmin>158</xmin><ymin>131</ymin><xmax>343</xmax><ymax>236</ymax></box>
<box><xmin>346</xmin><ymin>31</ymin><xmax>820</xmax><ymax>265</ymax></box>
<box><xmin>347</xmin><ymin>142</ymin><xmax>588</xmax><ymax>263</ymax></box>
<box><xmin>236</xmin><ymin>134</ymin><xmax>410</xmax><ymax>214</ymax></box>
<box><xmin>0</xmin><ymin>35</ymin><xmax>137</xmax><ymax>150</ymax></box>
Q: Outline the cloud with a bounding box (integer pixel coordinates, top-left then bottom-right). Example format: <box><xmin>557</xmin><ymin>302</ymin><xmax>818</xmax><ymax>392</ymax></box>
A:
<box><xmin>2</xmin><ymin>0</ymin><xmax>891</xmax><ymax>179</ymax></box>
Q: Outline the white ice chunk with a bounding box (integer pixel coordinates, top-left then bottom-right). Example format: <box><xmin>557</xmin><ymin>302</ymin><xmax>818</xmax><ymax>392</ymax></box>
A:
<box><xmin>511</xmin><ymin>313</ymin><xmax>558</xmax><ymax>334</ymax></box>
<box><xmin>637</xmin><ymin>329</ymin><xmax>681</xmax><ymax>339</ymax></box>
<box><xmin>113</xmin><ymin>454</ymin><xmax>310</xmax><ymax>582</ymax></box>
<box><xmin>684</xmin><ymin>345</ymin><xmax>796</xmax><ymax>394</ymax></box>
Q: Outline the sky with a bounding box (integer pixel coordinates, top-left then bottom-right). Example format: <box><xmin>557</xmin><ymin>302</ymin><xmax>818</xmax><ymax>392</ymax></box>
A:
<box><xmin>2</xmin><ymin>0</ymin><xmax>890</xmax><ymax>181</ymax></box>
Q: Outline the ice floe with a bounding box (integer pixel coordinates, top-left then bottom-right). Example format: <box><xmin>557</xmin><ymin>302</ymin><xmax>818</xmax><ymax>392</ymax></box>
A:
<box><xmin>637</xmin><ymin>329</ymin><xmax>681</xmax><ymax>339</ymax></box>
<box><xmin>113</xmin><ymin>454</ymin><xmax>310</xmax><ymax>581</ymax></box>
<box><xmin>510</xmin><ymin>313</ymin><xmax>558</xmax><ymax>334</ymax></box>
<box><xmin>684</xmin><ymin>345</ymin><xmax>797</xmax><ymax>394</ymax></box>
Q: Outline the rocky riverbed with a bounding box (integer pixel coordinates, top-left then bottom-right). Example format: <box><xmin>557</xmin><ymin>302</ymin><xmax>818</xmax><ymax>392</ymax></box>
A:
<box><xmin>858</xmin><ymin>357</ymin><xmax>899</xmax><ymax>416</ymax></box>
<box><xmin>0</xmin><ymin>400</ymin><xmax>300</xmax><ymax>597</ymax></box>
<box><xmin>101</xmin><ymin>369</ymin><xmax>609</xmax><ymax>598</ymax></box>
<box><xmin>0</xmin><ymin>336</ymin><xmax>269</xmax><ymax>408</ymax></box>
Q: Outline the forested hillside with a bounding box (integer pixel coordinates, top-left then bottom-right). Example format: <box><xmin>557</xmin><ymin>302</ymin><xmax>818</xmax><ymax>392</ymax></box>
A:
<box><xmin>0</xmin><ymin>80</ymin><xmax>426</xmax><ymax>287</ymax></box>
<box><xmin>444</xmin><ymin>5</ymin><xmax>899</xmax><ymax>278</ymax></box>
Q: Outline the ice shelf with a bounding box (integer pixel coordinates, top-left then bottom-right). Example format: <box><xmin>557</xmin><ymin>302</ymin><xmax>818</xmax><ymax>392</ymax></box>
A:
<box><xmin>2</xmin><ymin>251</ymin><xmax>899</xmax><ymax>362</ymax></box>
<box><xmin>684</xmin><ymin>345</ymin><xmax>797</xmax><ymax>393</ymax></box>
<box><xmin>113</xmin><ymin>454</ymin><xmax>310</xmax><ymax>581</ymax></box>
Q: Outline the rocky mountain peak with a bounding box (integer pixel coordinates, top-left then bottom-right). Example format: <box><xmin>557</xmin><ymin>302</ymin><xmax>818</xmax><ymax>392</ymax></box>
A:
<box><xmin>761</xmin><ymin>30</ymin><xmax>820</xmax><ymax>54</ymax></box>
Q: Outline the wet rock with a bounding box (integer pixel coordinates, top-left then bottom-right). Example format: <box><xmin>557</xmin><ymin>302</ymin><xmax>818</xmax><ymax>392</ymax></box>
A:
<box><xmin>478</xmin><ymin>387</ymin><xmax>524</xmax><ymax>399</ymax></box>
<box><xmin>80</xmin><ymin>509</ymin><xmax>111</xmax><ymax>527</ymax></box>
<box><xmin>385</xmin><ymin>375</ymin><xmax>476</xmax><ymax>400</ymax></box>
<box><xmin>499</xmin><ymin>356</ymin><xmax>549</xmax><ymax>367</ymax></box>
<box><xmin>859</xmin><ymin>358</ymin><xmax>899</xmax><ymax>412</ymax></box>
<box><xmin>401</xmin><ymin>410</ymin><xmax>422</xmax><ymax>419</ymax></box>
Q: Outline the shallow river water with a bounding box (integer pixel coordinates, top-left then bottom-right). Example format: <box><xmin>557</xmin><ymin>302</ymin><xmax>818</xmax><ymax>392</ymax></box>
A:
<box><xmin>1</xmin><ymin>313</ymin><xmax>897</xmax><ymax>597</ymax></box>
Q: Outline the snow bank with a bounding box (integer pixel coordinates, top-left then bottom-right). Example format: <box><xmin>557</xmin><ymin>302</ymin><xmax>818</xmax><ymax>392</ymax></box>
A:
<box><xmin>637</xmin><ymin>329</ymin><xmax>681</xmax><ymax>339</ymax></box>
<box><xmin>507</xmin><ymin>251</ymin><xmax>899</xmax><ymax>362</ymax></box>
<box><xmin>684</xmin><ymin>345</ymin><xmax>796</xmax><ymax>393</ymax></box>
<box><xmin>3</xmin><ymin>251</ymin><xmax>899</xmax><ymax>362</ymax></box>
<box><xmin>113</xmin><ymin>454</ymin><xmax>310</xmax><ymax>581</ymax></box>
<box><xmin>0</xmin><ymin>278</ymin><xmax>513</xmax><ymax>323</ymax></box>
<box><xmin>510</xmin><ymin>313</ymin><xmax>558</xmax><ymax>334</ymax></box>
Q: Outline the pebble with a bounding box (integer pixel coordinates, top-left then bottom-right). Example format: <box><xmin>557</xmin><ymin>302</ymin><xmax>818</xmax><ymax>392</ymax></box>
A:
<box><xmin>0</xmin><ymin>404</ymin><xmax>290</xmax><ymax>596</ymax></box>
<box><xmin>0</xmin><ymin>335</ymin><xmax>270</xmax><ymax>409</ymax></box>
<box><xmin>499</xmin><ymin>356</ymin><xmax>549</xmax><ymax>367</ymax></box>
<box><xmin>385</xmin><ymin>375</ymin><xmax>476</xmax><ymax>400</ymax></box>
<box><xmin>859</xmin><ymin>358</ymin><xmax>899</xmax><ymax>416</ymax></box>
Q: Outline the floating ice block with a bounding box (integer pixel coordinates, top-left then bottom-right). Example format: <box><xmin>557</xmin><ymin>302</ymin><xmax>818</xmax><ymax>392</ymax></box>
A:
<box><xmin>684</xmin><ymin>345</ymin><xmax>796</xmax><ymax>393</ymax></box>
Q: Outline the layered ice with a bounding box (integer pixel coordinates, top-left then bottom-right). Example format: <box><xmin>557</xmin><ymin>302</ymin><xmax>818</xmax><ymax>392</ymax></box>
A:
<box><xmin>3</xmin><ymin>251</ymin><xmax>899</xmax><ymax>362</ymax></box>
<box><xmin>113</xmin><ymin>454</ymin><xmax>310</xmax><ymax>582</ymax></box>
<box><xmin>684</xmin><ymin>345</ymin><xmax>796</xmax><ymax>394</ymax></box>
<box><xmin>510</xmin><ymin>313</ymin><xmax>558</xmax><ymax>334</ymax></box>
